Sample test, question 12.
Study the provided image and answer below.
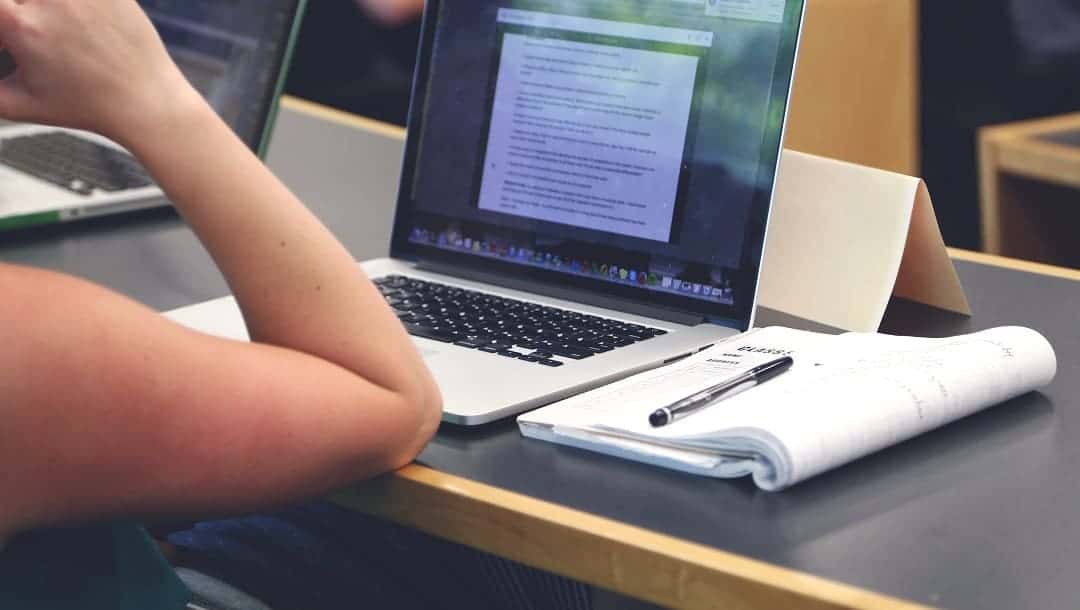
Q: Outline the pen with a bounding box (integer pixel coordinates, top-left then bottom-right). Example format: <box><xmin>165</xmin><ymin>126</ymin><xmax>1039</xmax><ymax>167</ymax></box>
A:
<box><xmin>648</xmin><ymin>356</ymin><xmax>794</xmax><ymax>428</ymax></box>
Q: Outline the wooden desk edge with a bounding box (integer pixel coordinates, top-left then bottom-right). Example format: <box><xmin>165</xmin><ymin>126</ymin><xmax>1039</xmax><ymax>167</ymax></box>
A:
<box><xmin>282</xmin><ymin>96</ymin><xmax>1071</xmax><ymax>608</ymax></box>
<box><xmin>336</xmin><ymin>464</ymin><xmax>930</xmax><ymax>610</ymax></box>
<box><xmin>281</xmin><ymin>95</ymin><xmax>406</xmax><ymax>140</ymax></box>
<box><xmin>993</xmin><ymin>138</ymin><xmax>1080</xmax><ymax>189</ymax></box>
<box><xmin>948</xmin><ymin>248</ymin><xmax>1080</xmax><ymax>281</ymax></box>
<box><xmin>979</xmin><ymin>112</ymin><xmax>1080</xmax><ymax>140</ymax></box>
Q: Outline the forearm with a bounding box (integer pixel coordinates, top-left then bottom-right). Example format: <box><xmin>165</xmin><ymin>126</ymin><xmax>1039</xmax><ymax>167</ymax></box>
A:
<box><xmin>0</xmin><ymin>265</ymin><xmax>437</xmax><ymax>534</ymax></box>
<box><xmin>354</xmin><ymin>0</ymin><xmax>425</xmax><ymax>25</ymax></box>
<box><xmin>117</xmin><ymin>91</ymin><xmax>436</xmax><ymax>405</ymax></box>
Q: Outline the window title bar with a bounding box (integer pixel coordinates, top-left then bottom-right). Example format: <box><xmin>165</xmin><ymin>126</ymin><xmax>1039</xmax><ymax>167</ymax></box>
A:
<box><xmin>496</xmin><ymin>9</ymin><xmax>715</xmax><ymax>48</ymax></box>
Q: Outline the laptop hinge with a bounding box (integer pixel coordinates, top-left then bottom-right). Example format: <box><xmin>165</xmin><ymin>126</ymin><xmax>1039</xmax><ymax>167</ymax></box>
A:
<box><xmin>414</xmin><ymin>260</ymin><xmax>707</xmax><ymax>326</ymax></box>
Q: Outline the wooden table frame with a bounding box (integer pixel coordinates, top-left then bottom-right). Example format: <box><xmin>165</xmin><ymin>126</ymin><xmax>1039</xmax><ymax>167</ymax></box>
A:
<box><xmin>978</xmin><ymin>113</ymin><xmax>1080</xmax><ymax>266</ymax></box>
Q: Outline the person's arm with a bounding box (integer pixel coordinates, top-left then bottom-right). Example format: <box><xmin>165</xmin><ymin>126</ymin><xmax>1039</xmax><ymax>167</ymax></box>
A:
<box><xmin>0</xmin><ymin>0</ymin><xmax>440</xmax><ymax>537</ymax></box>
<box><xmin>353</xmin><ymin>0</ymin><xmax>425</xmax><ymax>26</ymax></box>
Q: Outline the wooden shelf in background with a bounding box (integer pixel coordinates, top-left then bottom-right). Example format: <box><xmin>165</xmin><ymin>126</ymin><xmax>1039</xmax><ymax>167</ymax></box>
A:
<box><xmin>979</xmin><ymin>113</ymin><xmax>1080</xmax><ymax>269</ymax></box>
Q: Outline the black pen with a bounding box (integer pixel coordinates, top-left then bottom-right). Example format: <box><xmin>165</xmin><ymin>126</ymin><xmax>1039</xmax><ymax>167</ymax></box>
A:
<box><xmin>648</xmin><ymin>356</ymin><xmax>794</xmax><ymax>428</ymax></box>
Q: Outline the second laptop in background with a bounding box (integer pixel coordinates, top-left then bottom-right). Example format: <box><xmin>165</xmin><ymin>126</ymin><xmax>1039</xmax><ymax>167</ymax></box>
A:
<box><xmin>0</xmin><ymin>0</ymin><xmax>306</xmax><ymax>231</ymax></box>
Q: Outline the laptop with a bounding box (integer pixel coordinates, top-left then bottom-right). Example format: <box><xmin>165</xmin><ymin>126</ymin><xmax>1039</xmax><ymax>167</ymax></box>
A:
<box><xmin>0</xmin><ymin>0</ymin><xmax>306</xmax><ymax>231</ymax></box>
<box><xmin>167</xmin><ymin>0</ymin><xmax>807</xmax><ymax>425</ymax></box>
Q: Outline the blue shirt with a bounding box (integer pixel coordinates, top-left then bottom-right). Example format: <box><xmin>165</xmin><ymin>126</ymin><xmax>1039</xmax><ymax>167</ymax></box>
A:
<box><xmin>0</xmin><ymin>523</ymin><xmax>191</xmax><ymax>610</ymax></box>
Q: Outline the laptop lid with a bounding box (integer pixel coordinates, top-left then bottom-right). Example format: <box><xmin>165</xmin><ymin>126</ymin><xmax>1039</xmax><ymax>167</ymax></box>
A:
<box><xmin>0</xmin><ymin>0</ymin><xmax>306</xmax><ymax>230</ymax></box>
<box><xmin>391</xmin><ymin>0</ymin><xmax>805</xmax><ymax>332</ymax></box>
<box><xmin>141</xmin><ymin>0</ymin><xmax>307</xmax><ymax>159</ymax></box>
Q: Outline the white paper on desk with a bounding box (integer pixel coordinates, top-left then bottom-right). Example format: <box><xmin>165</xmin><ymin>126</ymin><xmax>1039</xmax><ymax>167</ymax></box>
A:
<box><xmin>520</xmin><ymin>326</ymin><xmax>1057</xmax><ymax>491</ymax></box>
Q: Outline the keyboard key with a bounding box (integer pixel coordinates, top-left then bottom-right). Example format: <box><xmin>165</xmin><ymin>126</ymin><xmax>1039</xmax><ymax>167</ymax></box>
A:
<box><xmin>539</xmin><ymin>359</ymin><xmax>565</xmax><ymax>367</ymax></box>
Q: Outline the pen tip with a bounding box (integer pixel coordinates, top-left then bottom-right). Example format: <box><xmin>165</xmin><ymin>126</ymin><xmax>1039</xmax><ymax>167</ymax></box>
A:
<box><xmin>649</xmin><ymin>410</ymin><xmax>668</xmax><ymax>428</ymax></box>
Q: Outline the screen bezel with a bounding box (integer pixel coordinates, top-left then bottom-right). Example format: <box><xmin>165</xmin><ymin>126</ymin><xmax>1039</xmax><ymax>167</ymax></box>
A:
<box><xmin>144</xmin><ymin>0</ymin><xmax>306</xmax><ymax>157</ymax></box>
<box><xmin>390</xmin><ymin>0</ymin><xmax>806</xmax><ymax>330</ymax></box>
<box><xmin>246</xmin><ymin>0</ymin><xmax>307</xmax><ymax>158</ymax></box>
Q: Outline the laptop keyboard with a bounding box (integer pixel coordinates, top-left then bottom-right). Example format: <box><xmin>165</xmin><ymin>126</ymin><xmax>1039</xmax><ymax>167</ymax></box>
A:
<box><xmin>375</xmin><ymin>275</ymin><xmax>667</xmax><ymax>367</ymax></box>
<box><xmin>0</xmin><ymin>131</ymin><xmax>153</xmax><ymax>195</ymax></box>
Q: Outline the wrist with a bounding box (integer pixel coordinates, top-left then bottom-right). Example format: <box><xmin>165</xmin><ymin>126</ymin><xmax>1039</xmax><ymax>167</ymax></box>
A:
<box><xmin>107</xmin><ymin>79</ymin><xmax>217</xmax><ymax>156</ymax></box>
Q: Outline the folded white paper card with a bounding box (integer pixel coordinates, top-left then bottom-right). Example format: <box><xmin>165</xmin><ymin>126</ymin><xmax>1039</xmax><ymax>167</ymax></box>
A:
<box><xmin>519</xmin><ymin>326</ymin><xmax>1056</xmax><ymax>491</ymax></box>
<box><xmin>759</xmin><ymin>151</ymin><xmax>971</xmax><ymax>332</ymax></box>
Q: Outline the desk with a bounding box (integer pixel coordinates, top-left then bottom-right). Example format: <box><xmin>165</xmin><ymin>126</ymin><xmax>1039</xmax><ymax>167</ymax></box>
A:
<box><xmin>978</xmin><ymin>113</ymin><xmax>1080</xmax><ymax>268</ymax></box>
<box><xmin>4</xmin><ymin>97</ymin><xmax>1079</xmax><ymax>610</ymax></box>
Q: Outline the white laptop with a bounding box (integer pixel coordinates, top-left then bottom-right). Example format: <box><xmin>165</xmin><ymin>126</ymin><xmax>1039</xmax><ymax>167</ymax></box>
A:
<box><xmin>0</xmin><ymin>0</ymin><xmax>306</xmax><ymax>231</ymax></box>
<box><xmin>167</xmin><ymin>0</ymin><xmax>807</xmax><ymax>425</ymax></box>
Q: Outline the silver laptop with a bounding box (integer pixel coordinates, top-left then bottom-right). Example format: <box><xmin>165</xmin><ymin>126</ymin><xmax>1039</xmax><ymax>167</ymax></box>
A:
<box><xmin>168</xmin><ymin>0</ymin><xmax>806</xmax><ymax>425</ymax></box>
<box><xmin>0</xmin><ymin>0</ymin><xmax>306</xmax><ymax>231</ymax></box>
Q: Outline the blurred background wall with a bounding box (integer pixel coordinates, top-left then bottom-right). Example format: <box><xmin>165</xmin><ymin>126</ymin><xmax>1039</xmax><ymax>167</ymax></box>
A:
<box><xmin>922</xmin><ymin>0</ymin><xmax>1080</xmax><ymax>251</ymax></box>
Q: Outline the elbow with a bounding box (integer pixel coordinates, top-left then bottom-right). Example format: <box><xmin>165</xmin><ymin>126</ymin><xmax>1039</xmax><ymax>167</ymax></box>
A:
<box><xmin>403</xmin><ymin>378</ymin><xmax>444</xmax><ymax>465</ymax></box>
<box><xmin>379</xmin><ymin>376</ymin><xmax>443</xmax><ymax>473</ymax></box>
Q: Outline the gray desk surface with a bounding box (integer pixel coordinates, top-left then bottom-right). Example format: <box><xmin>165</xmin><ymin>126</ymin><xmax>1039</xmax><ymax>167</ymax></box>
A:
<box><xmin>3</xmin><ymin>98</ymin><xmax>1078</xmax><ymax>610</ymax></box>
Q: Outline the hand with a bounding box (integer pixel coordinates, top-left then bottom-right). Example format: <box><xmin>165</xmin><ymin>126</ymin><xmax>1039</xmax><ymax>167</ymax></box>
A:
<box><xmin>0</xmin><ymin>0</ymin><xmax>199</xmax><ymax>145</ymax></box>
<box><xmin>353</xmin><ymin>0</ymin><xmax>424</xmax><ymax>26</ymax></box>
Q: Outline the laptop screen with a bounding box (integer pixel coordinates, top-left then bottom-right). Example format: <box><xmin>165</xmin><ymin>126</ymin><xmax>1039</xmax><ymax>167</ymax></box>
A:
<box><xmin>393</xmin><ymin>0</ymin><xmax>804</xmax><ymax>329</ymax></box>
<box><xmin>138</xmin><ymin>0</ymin><xmax>303</xmax><ymax>154</ymax></box>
